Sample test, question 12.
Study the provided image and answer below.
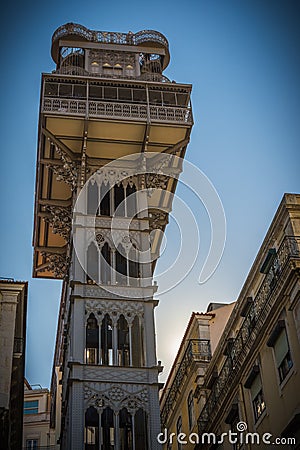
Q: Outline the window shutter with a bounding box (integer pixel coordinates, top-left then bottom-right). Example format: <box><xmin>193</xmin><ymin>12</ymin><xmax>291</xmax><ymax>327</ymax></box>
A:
<box><xmin>274</xmin><ymin>330</ymin><xmax>289</xmax><ymax>366</ymax></box>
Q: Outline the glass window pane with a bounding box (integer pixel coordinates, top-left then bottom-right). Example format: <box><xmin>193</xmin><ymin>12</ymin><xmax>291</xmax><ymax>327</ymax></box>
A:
<box><xmin>274</xmin><ymin>329</ymin><xmax>289</xmax><ymax>366</ymax></box>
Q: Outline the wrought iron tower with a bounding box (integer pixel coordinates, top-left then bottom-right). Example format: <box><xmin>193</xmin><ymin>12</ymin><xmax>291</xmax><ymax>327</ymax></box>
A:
<box><xmin>33</xmin><ymin>22</ymin><xmax>193</xmax><ymax>450</ymax></box>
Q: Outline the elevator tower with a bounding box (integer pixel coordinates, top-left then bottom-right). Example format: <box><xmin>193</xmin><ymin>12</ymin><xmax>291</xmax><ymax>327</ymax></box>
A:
<box><xmin>33</xmin><ymin>23</ymin><xmax>193</xmax><ymax>449</ymax></box>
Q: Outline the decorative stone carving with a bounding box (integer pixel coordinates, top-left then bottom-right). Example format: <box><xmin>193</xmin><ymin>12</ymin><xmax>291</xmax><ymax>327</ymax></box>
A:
<box><xmin>47</xmin><ymin>144</ymin><xmax>77</xmax><ymax>191</ymax></box>
<box><xmin>95</xmin><ymin>233</ymin><xmax>105</xmax><ymax>248</ymax></box>
<box><xmin>83</xmin><ymin>382</ymin><xmax>149</xmax><ymax>413</ymax></box>
<box><xmin>85</xmin><ymin>299</ymin><xmax>144</xmax><ymax>322</ymax></box>
<box><xmin>41</xmin><ymin>252</ymin><xmax>69</xmax><ymax>278</ymax></box>
<box><xmin>43</xmin><ymin>205</ymin><xmax>72</xmax><ymax>241</ymax></box>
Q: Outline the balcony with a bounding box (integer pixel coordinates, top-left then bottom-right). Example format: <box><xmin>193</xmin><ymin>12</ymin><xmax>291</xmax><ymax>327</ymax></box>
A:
<box><xmin>161</xmin><ymin>339</ymin><xmax>211</xmax><ymax>427</ymax></box>
<box><xmin>51</xmin><ymin>23</ymin><xmax>170</xmax><ymax>67</ymax></box>
<box><xmin>198</xmin><ymin>235</ymin><xmax>300</xmax><ymax>433</ymax></box>
<box><xmin>42</xmin><ymin>98</ymin><xmax>192</xmax><ymax>125</ymax></box>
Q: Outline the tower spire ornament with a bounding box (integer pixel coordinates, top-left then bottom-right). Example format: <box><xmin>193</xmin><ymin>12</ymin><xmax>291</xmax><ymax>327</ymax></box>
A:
<box><xmin>33</xmin><ymin>22</ymin><xmax>193</xmax><ymax>449</ymax></box>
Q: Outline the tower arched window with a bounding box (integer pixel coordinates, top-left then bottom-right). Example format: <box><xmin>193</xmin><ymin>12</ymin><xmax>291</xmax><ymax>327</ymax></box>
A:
<box><xmin>87</xmin><ymin>181</ymin><xmax>99</xmax><ymax>215</ymax></box>
<box><xmin>116</xmin><ymin>244</ymin><xmax>127</xmax><ymax>285</ymax></box>
<box><xmin>85</xmin><ymin>406</ymin><xmax>99</xmax><ymax>450</ymax></box>
<box><xmin>101</xmin><ymin>407</ymin><xmax>114</xmax><ymax>448</ymax></box>
<box><xmin>187</xmin><ymin>390</ymin><xmax>195</xmax><ymax>429</ymax></box>
<box><xmin>99</xmin><ymin>183</ymin><xmax>110</xmax><ymax>216</ymax></box>
<box><xmin>114</xmin><ymin>182</ymin><xmax>125</xmax><ymax>216</ymax></box>
<box><xmin>128</xmin><ymin>245</ymin><xmax>139</xmax><ymax>286</ymax></box>
<box><xmin>87</xmin><ymin>242</ymin><xmax>99</xmax><ymax>284</ymax></box>
<box><xmin>117</xmin><ymin>315</ymin><xmax>130</xmax><ymax>367</ymax></box>
<box><xmin>131</xmin><ymin>315</ymin><xmax>143</xmax><ymax>367</ymax></box>
<box><xmin>101</xmin><ymin>314</ymin><xmax>113</xmax><ymax>366</ymax></box>
<box><xmin>119</xmin><ymin>407</ymin><xmax>133</xmax><ymax>450</ymax></box>
<box><xmin>85</xmin><ymin>314</ymin><xmax>99</xmax><ymax>365</ymax></box>
<box><xmin>100</xmin><ymin>242</ymin><xmax>111</xmax><ymax>284</ymax></box>
<box><xmin>126</xmin><ymin>183</ymin><xmax>137</xmax><ymax>217</ymax></box>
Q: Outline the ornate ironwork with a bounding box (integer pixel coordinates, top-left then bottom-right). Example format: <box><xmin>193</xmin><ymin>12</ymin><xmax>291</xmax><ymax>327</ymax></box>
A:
<box><xmin>43</xmin><ymin>98</ymin><xmax>192</xmax><ymax>125</ymax></box>
<box><xmin>46</xmin><ymin>144</ymin><xmax>78</xmax><ymax>191</ymax></box>
<box><xmin>149</xmin><ymin>211</ymin><xmax>169</xmax><ymax>231</ymax></box>
<box><xmin>52</xmin><ymin>23</ymin><xmax>169</xmax><ymax>51</ymax></box>
<box><xmin>41</xmin><ymin>252</ymin><xmax>69</xmax><ymax>279</ymax></box>
<box><xmin>43</xmin><ymin>206</ymin><xmax>72</xmax><ymax>241</ymax></box>
<box><xmin>198</xmin><ymin>235</ymin><xmax>300</xmax><ymax>434</ymax></box>
<box><xmin>161</xmin><ymin>339</ymin><xmax>211</xmax><ymax>428</ymax></box>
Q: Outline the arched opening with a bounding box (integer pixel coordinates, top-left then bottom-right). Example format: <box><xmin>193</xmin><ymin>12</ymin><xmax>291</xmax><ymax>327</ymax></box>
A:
<box><xmin>114</xmin><ymin>183</ymin><xmax>125</xmax><ymax>216</ymax></box>
<box><xmin>126</xmin><ymin>183</ymin><xmax>136</xmax><ymax>218</ymax></box>
<box><xmin>85</xmin><ymin>406</ymin><xmax>99</xmax><ymax>450</ymax></box>
<box><xmin>101</xmin><ymin>314</ymin><xmax>113</xmax><ymax>366</ymax></box>
<box><xmin>87</xmin><ymin>242</ymin><xmax>99</xmax><ymax>284</ymax></box>
<box><xmin>131</xmin><ymin>316</ymin><xmax>142</xmax><ymax>367</ymax></box>
<box><xmin>99</xmin><ymin>183</ymin><xmax>111</xmax><ymax>216</ymax></box>
<box><xmin>85</xmin><ymin>314</ymin><xmax>99</xmax><ymax>365</ymax></box>
<box><xmin>116</xmin><ymin>244</ymin><xmax>127</xmax><ymax>285</ymax></box>
<box><xmin>87</xmin><ymin>181</ymin><xmax>99</xmax><ymax>215</ymax></box>
<box><xmin>117</xmin><ymin>315</ymin><xmax>130</xmax><ymax>367</ymax></box>
<box><xmin>119</xmin><ymin>408</ymin><xmax>133</xmax><ymax>450</ymax></box>
<box><xmin>101</xmin><ymin>407</ymin><xmax>114</xmax><ymax>449</ymax></box>
<box><xmin>134</xmin><ymin>409</ymin><xmax>148</xmax><ymax>450</ymax></box>
<box><xmin>100</xmin><ymin>242</ymin><xmax>111</xmax><ymax>284</ymax></box>
<box><xmin>128</xmin><ymin>246</ymin><xmax>139</xmax><ymax>286</ymax></box>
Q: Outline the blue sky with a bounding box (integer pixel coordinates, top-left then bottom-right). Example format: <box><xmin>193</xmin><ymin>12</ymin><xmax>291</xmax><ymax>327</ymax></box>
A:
<box><xmin>0</xmin><ymin>0</ymin><xmax>299</xmax><ymax>387</ymax></box>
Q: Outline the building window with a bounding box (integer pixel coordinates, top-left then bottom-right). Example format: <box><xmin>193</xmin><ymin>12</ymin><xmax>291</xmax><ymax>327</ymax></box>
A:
<box><xmin>26</xmin><ymin>439</ymin><xmax>38</xmax><ymax>449</ymax></box>
<box><xmin>117</xmin><ymin>315</ymin><xmax>130</xmax><ymax>366</ymax></box>
<box><xmin>131</xmin><ymin>315</ymin><xmax>143</xmax><ymax>367</ymax></box>
<box><xmin>24</xmin><ymin>400</ymin><xmax>38</xmax><ymax>415</ymax></box>
<box><xmin>87</xmin><ymin>242</ymin><xmax>99</xmax><ymax>284</ymax></box>
<box><xmin>176</xmin><ymin>416</ymin><xmax>182</xmax><ymax>450</ymax></box>
<box><xmin>100</xmin><ymin>242</ymin><xmax>112</xmax><ymax>284</ymax></box>
<box><xmin>102</xmin><ymin>407</ymin><xmax>115</xmax><ymax>448</ymax></box>
<box><xmin>119</xmin><ymin>407</ymin><xmax>133</xmax><ymax>449</ymax></box>
<box><xmin>101</xmin><ymin>314</ymin><xmax>113</xmax><ymax>365</ymax></box>
<box><xmin>267</xmin><ymin>322</ymin><xmax>293</xmax><ymax>384</ymax></box>
<box><xmin>85</xmin><ymin>314</ymin><xmax>99</xmax><ymax>364</ymax></box>
<box><xmin>85</xmin><ymin>406</ymin><xmax>99</xmax><ymax>450</ymax></box>
<box><xmin>274</xmin><ymin>329</ymin><xmax>293</xmax><ymax>383</ymax></box>
<box><xmin>244</xmin><ymin>365</ymin><xmax>266</xmax><ymax>422</ymax></box>
<box><xmin>251</xmin><ymin>376</ymin><xmax>266</xmax><ymax>422</ymax></box>
<box><xmin>187</xmin><ymin>390</ymin><xmax>195</xmax><ymax>429</ymax></box>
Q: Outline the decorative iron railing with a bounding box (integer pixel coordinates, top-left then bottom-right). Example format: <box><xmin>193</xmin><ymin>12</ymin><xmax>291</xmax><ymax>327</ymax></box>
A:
<box><xmin>52</xmin><ymin>23</ymin><xmax>169</xmax><ymax>50</ymax></box>
<box><xmin>197</xmin><ymin>236</ymin><xmax>300</xmax><ymax>433</ymax></box>
<box><xmin>42</xmin><ymin>98</ymin><xmax>193</xmax><ymax>124</ymax></box>
<box><xmin>161</xmin><ymin>339</ymin><xmax>211</xmax><ymax>427</ymax></box>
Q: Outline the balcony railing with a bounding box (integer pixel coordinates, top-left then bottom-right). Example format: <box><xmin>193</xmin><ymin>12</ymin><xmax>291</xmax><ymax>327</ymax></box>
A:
<box><xmin>198</xmin><ymin>235</ymin><xmax>300</xmax><ymax>433</ymax></box>
<box><xmin>161</xmin><ymin>339</ymin><xmax>211</xmax><ymax>427</ymax></box>
<box><xmin>42</xmin><ymin>97</ymin><xmax>193</xmax><ymax>124</ymax></box>
<box><xmin>52</xmin><ymin>23</ymin><xmax>169</xmax><ymax>50</ymax></box>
